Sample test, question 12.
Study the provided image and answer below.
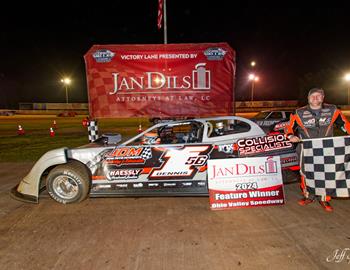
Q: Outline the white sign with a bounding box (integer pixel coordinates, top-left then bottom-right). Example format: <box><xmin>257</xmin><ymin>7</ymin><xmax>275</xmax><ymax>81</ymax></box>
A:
<box><xmin>207</xmin><ymin>156</ymin><xmax>285</xmax><ymax>210</ymax></box>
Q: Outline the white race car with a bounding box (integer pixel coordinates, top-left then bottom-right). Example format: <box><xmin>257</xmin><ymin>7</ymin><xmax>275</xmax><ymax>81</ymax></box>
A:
<box><xmin>11</xmin><ymin>116</ymin><xmax>299</xmax><ymax>204</ymax></box>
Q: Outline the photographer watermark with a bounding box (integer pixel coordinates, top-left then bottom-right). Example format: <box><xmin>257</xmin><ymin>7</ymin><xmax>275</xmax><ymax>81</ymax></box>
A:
<box><xmin>326</xmin><ymin>248</ymin><xmax>350</xmax><ymax>264</ymax></box>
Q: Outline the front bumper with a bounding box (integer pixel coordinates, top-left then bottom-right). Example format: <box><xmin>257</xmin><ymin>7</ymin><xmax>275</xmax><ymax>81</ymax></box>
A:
<box><xmin>10</xmin><ymin>184</ymin><xmax>38</xmax><ymax>204</ymax></box>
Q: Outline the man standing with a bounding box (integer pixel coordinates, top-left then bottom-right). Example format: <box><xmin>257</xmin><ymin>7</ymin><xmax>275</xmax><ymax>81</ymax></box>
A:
<box><xmin>285</xmin><ymin>88</ymin><xmax>350</xmax><ymax>212</ymax></box>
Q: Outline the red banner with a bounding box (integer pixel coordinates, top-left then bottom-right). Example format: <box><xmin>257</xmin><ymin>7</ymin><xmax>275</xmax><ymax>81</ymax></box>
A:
<box><xmin>84</xmin><ymin>43</ymin><xmax>235</xmax><ymax>118</ymax></box>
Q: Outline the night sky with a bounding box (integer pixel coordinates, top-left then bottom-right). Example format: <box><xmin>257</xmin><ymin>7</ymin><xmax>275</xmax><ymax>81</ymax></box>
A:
<box><xmin>1</xmin><ymin>4</ymin><xmax>350</xmax><ymax>108</ymax></box>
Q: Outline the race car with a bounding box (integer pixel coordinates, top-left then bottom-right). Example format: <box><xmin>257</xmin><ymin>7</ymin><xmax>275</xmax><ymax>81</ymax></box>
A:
<box><xmin>11</xmin><ymin>116</ymin><xmax>299</xmax><ymax>204</ymax></box>
<box><xmin>251</xmin><ymin>110</ymin><xmax>292</xmax><ymax>132</ymax></box>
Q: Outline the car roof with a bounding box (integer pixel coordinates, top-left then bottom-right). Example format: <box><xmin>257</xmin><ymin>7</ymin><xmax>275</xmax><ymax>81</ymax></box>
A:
<box><xmin>122</xmin><ymin>115</ymin><xmax>266</xmax><ymax>146</ymax></box>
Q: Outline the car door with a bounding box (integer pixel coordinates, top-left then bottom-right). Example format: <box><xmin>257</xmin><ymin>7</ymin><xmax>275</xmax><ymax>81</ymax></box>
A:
<box><xmin>142</xmin><ymin>121</ymin><xmax>212</xmax><ymax>195</ymax></box>
<box><xmin>91</xmin><ymin>121</ymin><xmax>212</xmax><ymax>196</ymax></box>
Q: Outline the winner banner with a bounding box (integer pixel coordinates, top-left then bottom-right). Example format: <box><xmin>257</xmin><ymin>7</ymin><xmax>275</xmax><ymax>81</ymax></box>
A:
<box><xmin>207</xmin><ymin>156</ymin><xmax>285</xmax><ymax>210</ymax></box>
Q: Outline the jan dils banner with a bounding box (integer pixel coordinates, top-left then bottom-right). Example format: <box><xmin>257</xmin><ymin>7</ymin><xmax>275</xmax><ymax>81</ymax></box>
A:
<box><xmin>207</xmin><ymin>156</ymin><xmax>285</xmax><ymax>210</ymax></box>
<box><xmin>84</xmin><ymin>43</ymin><xmax>235</xmax><ymax>118</ymax></box>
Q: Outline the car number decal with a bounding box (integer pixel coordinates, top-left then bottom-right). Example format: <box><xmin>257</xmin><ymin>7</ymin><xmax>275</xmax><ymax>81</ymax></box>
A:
<box><xmin>149</xmin><ymin>145</ymin><xmax>211</xmax><ymax>180</ymax></box>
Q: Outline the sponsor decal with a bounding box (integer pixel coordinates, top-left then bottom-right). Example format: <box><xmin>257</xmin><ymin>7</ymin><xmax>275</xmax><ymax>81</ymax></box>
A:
<box><xmin>148</xmin><ymin>183</ymin><xmax>159</xmax><ymax>187</ymax></box>
<box><xmin>197</xmin><ymin>181</ymin><xmax>206</xmax><ymax>187</ymax></box>
<box><xmin>92</xmin><ymin>49</ymin><xmax>115</xmax><ymax>63</ymax></box>
<box><xmin>109</xmin><ymin>63</ymin><xmax>211</xmax><ymax>94</ymax></box>
<box><xmin>107</xmin><ymin>169</ymin><xmax>142</xmax><ymax>180</ymax></box>
<box><xmin>257</xmin><ymin>120</ymin><xmax>278</xmax><ymax>127</ymax></box>
<box><xmin>149</xmin><ymin>145</ymin><xmax>211</xmax><ymax>180</ymax></box>
<box><xmin>302</xmin><ymin>111</ymin><xmax>312</xmax><ymax>118</ymax></box>
<box><xmin>182</xmin><ymin>182</ymin><xmax>193</xmax><ymax>187</ymax></box>
<box><xmin>133</xmin><ymin>183</ymin><xmax>144</xmax><ymax>188</ymax></box>
<box><xmin>274</xmin><ymin>121</ymin><xmax>289</xmax><ymax>131</ymax></box>
<box><xmin>92</xmin><ymin>184</ymin><xmax>112</xmax><ymax>191</ymax></box>
<box><xmin>303</xmin><ymin>118</ymin><xmax>315</xmax><ymax>127</ymax></box>
<box><xmin>280</xmin><ymin>155</ymin><xmax>298</xmax><ymax>165</ymax></box>
<box><xmin>163</xmin><ymin>183</ymin><xmax>177</xmax><ymax>187</ymax></box>
<box><xmin>218</xmin><ymin>144</ymin><xmax>234</xmax><ymax>154</ymax></box>
<box><xmin>319</xmin><ymin>117</ymin><xmax>331</xmax><ymax>125</ymax></box>
<box><xmin>237</xmin><ymin>134</ymin><xmax>292</xmax><ymax>156</ymax></box>
<box><xmin>204</xmin><ymin>47</ymin><xmax>227</xmax><ymax>60</ymax></box>
<box><xmin>116</xmin><ymin>183</ymin><xmax>128</xmax><ymax>188</ymax></box>
<box><xmin>302</xmin><ymin>114</ymin><xmax>313</xmax><ymax>119</ymax></box>
<box><xmin>106</xmin><ymin>147</ymin><xmax>152</xmax><ymax>166</ymax></box>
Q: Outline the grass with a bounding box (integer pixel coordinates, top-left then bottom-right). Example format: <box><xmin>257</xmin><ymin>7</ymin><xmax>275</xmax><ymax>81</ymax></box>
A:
<box><xmin>0</xmin><ymin>115</ymin><xmax>151</xmax><ymax>162</ymax></box>
<box><xmin>1</xmin><ymin>112</ymin><xmax>349</xmax><ymax>162</ymax></box>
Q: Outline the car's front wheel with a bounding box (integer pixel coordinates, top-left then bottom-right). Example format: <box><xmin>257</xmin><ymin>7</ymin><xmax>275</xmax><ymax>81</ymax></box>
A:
<box><xmin>46</xmin><ymin>161</ymin><xmax>90</xmax><ymax>204</ymax></box>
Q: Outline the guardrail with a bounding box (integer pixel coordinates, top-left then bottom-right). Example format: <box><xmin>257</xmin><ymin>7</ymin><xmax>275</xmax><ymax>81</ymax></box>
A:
<box><xmin>235</xmin><ymin>100</ymin><xmax>298</xmax><ymax>112</ymax></box>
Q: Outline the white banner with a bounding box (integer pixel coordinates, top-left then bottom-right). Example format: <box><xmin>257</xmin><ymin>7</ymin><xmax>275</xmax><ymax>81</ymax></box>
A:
<box><xmin>208</xmin><ymin>156</ymin><xmax>285</xmax><ymax>210</ymax></box>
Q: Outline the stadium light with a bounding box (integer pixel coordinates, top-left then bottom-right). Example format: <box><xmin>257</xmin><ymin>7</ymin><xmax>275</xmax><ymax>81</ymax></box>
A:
<box><xmin>60</xmin><ymin>77</ymin><xmax>71</xmax><ymax>104</ymax></box>
<box><xmin>248</xmin><ymin>74</ymin><xmax>259</xmax><ymax>101</ymax></box>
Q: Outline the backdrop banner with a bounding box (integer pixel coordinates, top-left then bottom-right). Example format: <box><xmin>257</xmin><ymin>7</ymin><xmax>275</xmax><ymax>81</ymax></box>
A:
<box><xmin>84</xmin><ymin>43</ymin><xmax>235</xmax><ymax>118</ymax></box>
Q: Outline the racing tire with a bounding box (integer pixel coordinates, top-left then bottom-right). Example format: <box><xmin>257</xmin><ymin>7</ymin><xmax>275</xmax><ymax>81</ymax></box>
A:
<box><xmin>46</xmin><ymin>161</ymin><xmax>90</xmax><ymax>204</ymax></box>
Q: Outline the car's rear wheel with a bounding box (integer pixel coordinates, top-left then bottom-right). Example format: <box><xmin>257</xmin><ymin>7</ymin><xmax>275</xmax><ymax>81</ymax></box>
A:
<box><xmin>46</xmin><ymin>161</ymin><xmax>90</xmax><ymax>204</ymax></box>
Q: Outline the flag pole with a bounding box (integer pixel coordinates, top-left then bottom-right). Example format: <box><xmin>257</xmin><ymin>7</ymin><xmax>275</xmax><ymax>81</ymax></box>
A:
<box><xmin>163</xmin><ymin>0</ymin><xmax>167</xmax><ymax>44</ymax></box>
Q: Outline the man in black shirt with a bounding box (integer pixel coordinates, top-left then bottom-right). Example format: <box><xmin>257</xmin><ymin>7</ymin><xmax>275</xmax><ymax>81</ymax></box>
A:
<box><xmin>285</xmin><ymin>88</ymin><xmax>350</xmax><ymax>212</ymax></box>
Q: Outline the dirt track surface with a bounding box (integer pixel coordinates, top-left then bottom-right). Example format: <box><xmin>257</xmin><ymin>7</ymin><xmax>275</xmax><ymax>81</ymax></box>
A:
<box><xmin>1</xmin><ymin>162</ymin><xmax>350</xmax><ymax>270</ymax></box>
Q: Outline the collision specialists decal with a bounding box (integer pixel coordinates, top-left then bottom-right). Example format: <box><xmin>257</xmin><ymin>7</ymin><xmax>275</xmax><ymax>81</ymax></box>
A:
<box><xmin>237</xmin><ymin>134</ymin><xmax>293</xmax><ymax>156</ymax></box>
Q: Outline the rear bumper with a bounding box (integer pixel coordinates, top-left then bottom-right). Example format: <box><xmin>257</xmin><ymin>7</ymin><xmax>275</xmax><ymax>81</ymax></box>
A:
<box><xmin>10</xmin><ymin>184</ymin><xmax>38</xmax><ymax>204</ymax></box>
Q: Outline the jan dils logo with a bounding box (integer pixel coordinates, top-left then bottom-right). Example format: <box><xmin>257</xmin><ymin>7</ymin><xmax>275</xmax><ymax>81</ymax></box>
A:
<box><xmin>109</xmin><ymin>63</ymin><xmax>211</xmax><ymax>94</ymax></box>
<box><xmin>93</xmin><ymin>49</ymin><xmax>115</xmax><ymax>63</ymax></box>
<box><xmin>265</xmin><ymin>157</ymin><xmax>277</xmax><ymax>174</ymax></box>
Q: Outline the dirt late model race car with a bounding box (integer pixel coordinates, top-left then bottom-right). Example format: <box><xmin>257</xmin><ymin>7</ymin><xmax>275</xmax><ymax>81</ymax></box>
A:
<box><xmin>11</xmin><ymin>116</ymin><xmax>299</xmax><ymax>204</ymax></box>
<box><xmin>251</xmin><ymin>110</ymin><xmax>293</xmax><ymax>132</ymax></box>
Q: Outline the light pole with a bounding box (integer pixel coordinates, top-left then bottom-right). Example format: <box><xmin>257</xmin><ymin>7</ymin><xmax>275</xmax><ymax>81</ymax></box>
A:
<box><xmin>60</xmin><ymin>78</ymin><xmax>71</xmax><ymax>104</ymax></box>
<box><xmin>248</xmin><ymin>74</ymin><xmax>259</xmax><ymax>101</ymax></box>
<box><xmin>344</xmin><ymin>73</ymin><xmax>350</xmax><ymax>105</ymax></box>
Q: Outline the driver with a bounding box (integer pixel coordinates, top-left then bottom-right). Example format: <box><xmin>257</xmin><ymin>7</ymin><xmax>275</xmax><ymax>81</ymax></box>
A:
<box><xmin>214</xmin><ymin>122</ymin><xmax>225</xmax><ymax>136</ymax></box>
<box><xmin>158</xmin><ymin>126</ymin><xmax>178</xmax><ymax>144</ymax></box>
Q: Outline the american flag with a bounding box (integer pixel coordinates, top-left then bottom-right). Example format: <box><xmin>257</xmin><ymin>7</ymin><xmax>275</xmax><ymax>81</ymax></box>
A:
<box><xmin>157</xmin><ymin>0</ymin><xmax>163</xmax><ymax>29</ymax></box>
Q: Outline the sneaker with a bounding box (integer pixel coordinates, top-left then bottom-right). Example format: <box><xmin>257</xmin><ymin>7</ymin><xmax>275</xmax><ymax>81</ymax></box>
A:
<box><xmin>298</xmin><ymin>198</ymin><xmax>314</xmax><ymax>206</ymax></box>
<box><xmin>319</xmin><ymin>201</ymin><xmax>333</xmax><ymax>212</ymax></box>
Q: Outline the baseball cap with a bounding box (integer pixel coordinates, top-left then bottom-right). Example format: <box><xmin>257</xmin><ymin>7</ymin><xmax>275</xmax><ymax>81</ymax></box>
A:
<box><xmin>308</xmin><ymin>88</ymin><xmax>324</xmax><ymax>97</ymax></box>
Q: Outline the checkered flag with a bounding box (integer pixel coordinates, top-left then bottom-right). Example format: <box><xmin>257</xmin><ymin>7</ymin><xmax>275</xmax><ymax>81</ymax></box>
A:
<box><xmin>301</xmin><ymin>136</ymin><xmax>350</xmax><ymax>197</ymax></box>
<box><xmin>88</xmin><ymin>120</ymin><xmax>99</xmax><ymax>142</ymax></box>
<box><xmin>140</xmin><ymin>147</ymin><xmax>152</xmax><ymax>160</ymax></box>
